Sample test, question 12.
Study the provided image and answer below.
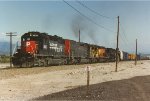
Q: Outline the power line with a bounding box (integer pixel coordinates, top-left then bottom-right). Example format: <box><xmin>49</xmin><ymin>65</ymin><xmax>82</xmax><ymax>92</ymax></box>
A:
<box><xmin>63</xmin><ymin>0</ymin><xmax>114</xmax><ymax>33</ymax></box>
<box><xmin>120</xmin><ymin>23</ymin><xmax>129</xmax><ymax>42</ymax></box>
<box><xmin>120</xmin><ymin>23</ymin><xmax>142</xmax><ymax>52</ymax></box>
<box><xmin>120</xmin><ymin>23</ymin><xmax>136</xmax><ymax>52</ymax></box>
<box><xmin>120</xmin><ymin>33</ymin><xmax>134</xmax><ymax>51</ymax></box>
<box><xmin>121</xmin><ymin>23</ymin><xmax>144</xmax><ymax>53</ymax></box>
<box><xmin>76</xmin><ymin>0</ymin><xmax>114</xmax><ymax>20</ymax></box>
<box><xmin>119</xmin><ymin>27</ymin><xmax>134</xmax><ymax>52</ymax></box>
<box><xmin>119</xmin><ymin>23</ymin><xmax>132</xmax><ymax>50</ymax></box>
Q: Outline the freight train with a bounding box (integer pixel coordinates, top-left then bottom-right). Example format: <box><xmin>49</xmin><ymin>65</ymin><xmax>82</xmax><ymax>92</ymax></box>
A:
<box><xmin>12</xmin><ymin>32</ymin><xmax>140</xmax><ymax>67</ymax></box>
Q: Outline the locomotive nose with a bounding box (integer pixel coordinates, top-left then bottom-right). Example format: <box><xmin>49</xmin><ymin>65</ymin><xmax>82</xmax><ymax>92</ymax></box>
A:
<box><xmin>22</xmin><ymin>41</ymin><xmax>37</xmax><ymax>54</ymax></box>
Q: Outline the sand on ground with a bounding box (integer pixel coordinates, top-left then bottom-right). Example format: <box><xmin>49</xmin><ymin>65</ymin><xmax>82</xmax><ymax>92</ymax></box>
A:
<box><xmin>0</xmin><ymin>60</ymin><xmax>150</xmax><ymax>100</ymax></box>
<box><xmin>0</xmin><ymin>63</ymin><xmax>9</xmax><ymax>69</ymax></box>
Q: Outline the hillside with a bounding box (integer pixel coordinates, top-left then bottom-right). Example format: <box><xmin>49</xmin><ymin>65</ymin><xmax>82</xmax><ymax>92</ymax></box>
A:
<box><xmin>0</xmin><ymin>42</ymin><xmax>15</xmax><ymax>55</ymax></box>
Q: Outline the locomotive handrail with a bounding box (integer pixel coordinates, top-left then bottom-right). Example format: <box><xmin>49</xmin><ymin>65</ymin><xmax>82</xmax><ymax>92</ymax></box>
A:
<box><xmin>13</xmin><ymin>41</ymin><xmax>21</xmax><ymax>54</ymax></box>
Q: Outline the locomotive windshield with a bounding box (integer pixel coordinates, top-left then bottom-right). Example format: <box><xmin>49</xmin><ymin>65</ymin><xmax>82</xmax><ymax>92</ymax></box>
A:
<box><xmin>22</xmin><ymin>37</ymin><xmax>38</xmax><ymax>41</ymax></box>
<box><xmin>21</xmin><ymin>33</ymin><xmax>39</xmax><ymax>41</ymax></box>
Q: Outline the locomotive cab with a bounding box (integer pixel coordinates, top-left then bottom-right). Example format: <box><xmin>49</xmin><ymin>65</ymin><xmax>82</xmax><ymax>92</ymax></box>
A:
<box><xmin>12</xmin><ymin>32</ymin><xmax>47</xmax><ymax>67</ymax></box>
<box><xmin>21</xmin><ymin>32</ymin><xmax>49</xmax><ymax>55</ymax></box>
<box><xmin>21</xmin><ymin>32</ymin><xmax>39</xmax><ymax>55</ymax></box>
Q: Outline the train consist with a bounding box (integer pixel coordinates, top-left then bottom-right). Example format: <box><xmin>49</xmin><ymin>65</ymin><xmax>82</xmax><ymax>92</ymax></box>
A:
<box><xmin>12</xmin><ymin>32</ymin><xmax>140</xmax><ymax>67</ymax></box>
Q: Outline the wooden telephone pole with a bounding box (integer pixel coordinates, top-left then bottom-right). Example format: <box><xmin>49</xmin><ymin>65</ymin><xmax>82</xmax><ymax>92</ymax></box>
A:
<box><xmin>6</xmin><ymin>32</ymin><xmax>17</xmax><ymax>68</ymax></box>
<box><xmin>135</xmin><ymin>39</ymin><xmax>137</xmax><ymax>65</ymax></box>
<box><xmin>115</xmin><ymin>16</ymin><xmax>119</xmax><ymax>72</ymax></box>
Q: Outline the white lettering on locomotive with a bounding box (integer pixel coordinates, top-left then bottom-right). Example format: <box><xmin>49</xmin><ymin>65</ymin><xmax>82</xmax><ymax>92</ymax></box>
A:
<box><xmin>49</xmin><ymin>42</ymin><xmax>63</xmax><ymax>52</ymax></box>
<box><xmin>43</xmin><ymin>45</ymin><xmax>47</xmax><ymax>49</ymax></box>
<box><xmin>26</xmin><ymin>42</ymin><xmax>30</xmax><ymax>47</ymax></box>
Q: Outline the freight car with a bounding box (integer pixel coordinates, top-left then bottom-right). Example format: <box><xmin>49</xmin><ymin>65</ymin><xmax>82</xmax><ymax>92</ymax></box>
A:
<box><xmin>12</xmin><ymin>32</ymin><xmax>110</xmax><ymax>67</ymax></box>
<box><xmin>128</xmin><ymin>54</ymin><xmax>136</xmax><ymax>60</ymax></box>
<box><xmin>119</xmin><ymin>51</ymin><xmax>129</xmax><ymax>61</ymax></box>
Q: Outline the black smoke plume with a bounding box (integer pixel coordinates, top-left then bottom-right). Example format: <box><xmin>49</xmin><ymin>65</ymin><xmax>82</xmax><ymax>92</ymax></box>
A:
<box><xmin>70</xmin><ymin>15</ymin><xmax>98</xmax><ymax>44</ymax></box>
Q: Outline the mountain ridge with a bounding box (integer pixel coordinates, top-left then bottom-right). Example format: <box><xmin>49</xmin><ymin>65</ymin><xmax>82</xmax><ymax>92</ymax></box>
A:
<box><xmin>0</xmin><ymin>41</ymin><xmax>15</xmax><ymax>55</ymax></box>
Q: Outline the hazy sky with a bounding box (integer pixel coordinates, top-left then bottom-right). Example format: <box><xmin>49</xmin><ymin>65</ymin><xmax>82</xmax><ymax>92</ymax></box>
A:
<box><xmin>0</xmin><ymin>0</ymin><xmax>150</xmax><ymax>54</ymax></box>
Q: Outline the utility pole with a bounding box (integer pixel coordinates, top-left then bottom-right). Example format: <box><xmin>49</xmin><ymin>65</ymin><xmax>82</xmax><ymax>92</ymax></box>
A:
<box><xmin>6</xmin><ymin>32</ymin><xmax>17</xmax><ymax>68</ymax></box>
<box><xmin>135</xmin><ymin>39</ymin><xmax>137</xmax><ymax>65</ymax></box>
<box><xmin>115</xmin><ymin>16</ymin><xmax>119</xmax><ymax>72</ymax></box>
<box><xmin>79</xmin><ymin>29</ymin><xmax>80</xmax><ymax>43</ymax></box>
